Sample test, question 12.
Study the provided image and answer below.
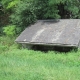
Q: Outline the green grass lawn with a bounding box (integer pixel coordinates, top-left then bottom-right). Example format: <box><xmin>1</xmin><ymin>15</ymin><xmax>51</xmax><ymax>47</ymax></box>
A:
<box><xmin>0</xmin><ymin>49</ymin><xmax>80</xmax><ymax>80</ymax></box>
<box><xmin>0</xmin><ymin>36</ymin><xmax>80</xmax><ymax>80</ymax></box>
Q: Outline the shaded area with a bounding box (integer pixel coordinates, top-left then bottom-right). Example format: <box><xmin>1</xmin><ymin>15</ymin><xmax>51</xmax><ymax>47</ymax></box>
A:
<box><xmin>31</xmin><ymin>45</ymin><xmax>77</xmax><ymax>53</ymax></box>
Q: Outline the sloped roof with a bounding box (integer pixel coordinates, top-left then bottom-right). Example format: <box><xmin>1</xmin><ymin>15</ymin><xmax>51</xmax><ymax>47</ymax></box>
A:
<box><xmin>15</xmin><ymin>19</ymin><xmax>80</xmax><ymax>47</ymax></box>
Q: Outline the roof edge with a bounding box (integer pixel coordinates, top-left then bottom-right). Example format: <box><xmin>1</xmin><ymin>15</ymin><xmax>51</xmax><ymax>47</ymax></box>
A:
<box><xmin>15</xmin><ymin>41</ymin><xmax>78</xmax><ymax>47</ymax></box>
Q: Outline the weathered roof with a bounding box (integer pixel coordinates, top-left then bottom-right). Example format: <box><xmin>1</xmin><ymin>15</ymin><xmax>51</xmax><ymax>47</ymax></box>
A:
<box><xmin>15</xmin><ymin>19</ymin><xmax>80</xmax><ymax>47</ymax></box>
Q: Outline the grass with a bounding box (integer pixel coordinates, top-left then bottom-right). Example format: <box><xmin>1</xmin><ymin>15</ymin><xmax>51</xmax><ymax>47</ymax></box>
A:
<box><xmin>0</xmin><ymin>36</ymin><xmax>20</xmax><ymax>53</ymax></box>
<box><xmin>0</xmin><ymin>36</ymin><xmax>80</xmax><ymax>80</ymax></box>
<box><xmin>0</xmin><ymin>49</ymin><xmax>80</xmax><ymax>80</ymax></box>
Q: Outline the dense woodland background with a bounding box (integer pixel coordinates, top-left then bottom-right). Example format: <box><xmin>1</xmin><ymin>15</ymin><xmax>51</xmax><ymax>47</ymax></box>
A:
<box><xmin>0</xmin><ymin>0</ymin><xmax>80</xmax><ymax>36</ymax></box>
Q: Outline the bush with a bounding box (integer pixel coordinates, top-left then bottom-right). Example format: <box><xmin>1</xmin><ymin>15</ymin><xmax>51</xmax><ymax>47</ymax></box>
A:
<box><xmin>0</xmin><ymin>36</ymin><xmax>20</xmax><ymax>53</ymax></box>
<box><xmin>0</xmin><ymin>43</ymin><xmax>8</xmax><ymax>53</ymax></box>
<box><xmin>3</xmin><ymin>25</ymin><xmax>16</xmax><ymax>37</ymax></box>
<box><xmin>35</xmin><ymin>0</ymin><xmax>60</xmax><ymax>19</ymax></box>
<box><xmin>10</xmin><ymin>1</ymin><xmax>37</xmax><ymax>30</ymax></box>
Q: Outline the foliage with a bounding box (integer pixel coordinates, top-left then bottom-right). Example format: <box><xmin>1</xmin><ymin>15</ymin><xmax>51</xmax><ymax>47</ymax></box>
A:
<box><xmin>1</xmin><ymin>0</ymin><xmax>80</xmax><ymax>35</ymax></box>
<box><xmin>0</xmin><ymin>36</ymin><xmax>20</xmax><ymax>53</ymax></box>
<box><xmin>34</xmin><ymin>0</ymin><xmax>60</xmax><ymax>19</ymax></box>
<box><xmin>64</xmin><ymin>0</ymin><xmax>80</xmax><ymax>18</ymax></box>
<box><xmin>3</xmin><ymin>25</ymin><xmax>16</xmax><ymax>37</ymax></box>
<box><xmin>6</xmin><ymin>0</ymin><xmax>20</xmax><ymax>10</ymax></box>
<box><xmin>0</xmin><ymin>0</ymin><xmax>20</xmax><ymax>33</ymax></box>
<box><xmin>1</xmin><ymin>0</ymin><xmax>80</xmax><ymax>19</ymax></box>
<box><xmin>34</xmin><ymin>0</ymin><xmax>80</xmax><ymax>19</ymax></box>
<box><xmin>0</xmin><ymin>43</ymin><xmax>8</xmax><ymax>53</ymax></box>
<box><xmin>1</xmin><ymin>0</ymin><xmax>20</xmax><ymax>10</ymax></box>
<box><xmin>10</xmin><ymin>0</ymin><xmax>37</xmax><ymax>31</ymax></box>
<box><xmin>10</xmin><ymin>0</ymin><xmax>80</xmax><ymax>30</ymax></box>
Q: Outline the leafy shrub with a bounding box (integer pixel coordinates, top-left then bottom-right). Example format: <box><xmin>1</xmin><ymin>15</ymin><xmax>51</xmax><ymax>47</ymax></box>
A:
<box><xmin>0</xmin><ymin>43</ymin><xmax>8</xmax><ymax>53</ymax></box>
<box><xmin>3</xmin><ymin>25</ymin><xmax>16</xmax><ymax>37</ymax></box>
<box><xmin>64</xmin><ymin>0</ymin><xmax>80</xmax><ymax>18</ymax></box>
<box><xmin>0</xmin><ymin>36</ymin><xmax>21</xmax><ymax>53</ymax></box>
<box><xmin>35</xmin><ymin>0</ymin><xmax>60</xmax><ymax>19</ymax></box>
<box><xmin>10</xmin><ymin>0</ymin><xmax>37</xmax><ymax>30</ymax></box>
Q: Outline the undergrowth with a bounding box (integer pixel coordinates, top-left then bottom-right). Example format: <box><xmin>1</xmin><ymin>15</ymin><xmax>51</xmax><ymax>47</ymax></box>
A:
<box><xmin>0</xmin><ymin>36</ymin><xmax>20</xmax><ymax>53</ymax></box>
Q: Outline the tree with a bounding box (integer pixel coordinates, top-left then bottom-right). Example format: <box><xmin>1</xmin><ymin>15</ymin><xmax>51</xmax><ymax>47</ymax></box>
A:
<box><xmin>10</xmin><ymin>0</ymin><xmax>37</xmax><ymax>31</ymax></box>
<box><xmin>64</xmin><ymin>0</ymin><xmax>80</xmax><ymax>18</ymax></box>
<box><xmin>35</xmin><ymin>0</ymin><xmax>80</xmax><ymax>19</ymax></box>
<box><xmin>1</xmin><ymin>0</ymin><xmax>80</xmax><ymax>34</ymax></box>
<box><xmin>34</xmin><ymin>0</ymin><xmax>60</xmax><ymax>19</ymax></box>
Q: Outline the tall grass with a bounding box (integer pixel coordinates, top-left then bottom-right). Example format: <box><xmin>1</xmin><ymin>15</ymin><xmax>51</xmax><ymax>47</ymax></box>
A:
<box><xmin>0</xmin><ymin>49</ymin><xmax>80</xmax><ymax>80</ymax></box>
<box><xmin>0</xmin><ymin>36</ymin><xmax>80</xmax><ymax>80</ymax></box>
<box><xmin>0</xmin><ymin>36</ymin><xmax>20</xmax><ymax>53</ymax></box>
